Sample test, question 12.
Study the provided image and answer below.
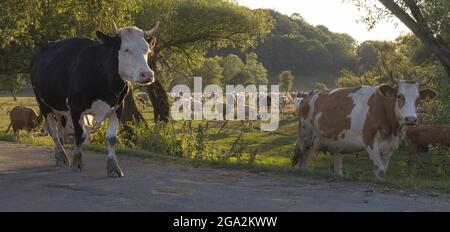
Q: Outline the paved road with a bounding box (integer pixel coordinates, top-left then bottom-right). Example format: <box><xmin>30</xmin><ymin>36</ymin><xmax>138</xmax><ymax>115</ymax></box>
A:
<box><xmin>1</xmin><ymin>141</ymin><xmax>450</xmax><ymax>211</ymax></box>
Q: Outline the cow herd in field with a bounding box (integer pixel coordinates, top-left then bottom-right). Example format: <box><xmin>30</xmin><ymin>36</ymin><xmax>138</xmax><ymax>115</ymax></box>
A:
<box><xmin>2</xmin><ymin>21</ymin><xmax>450</xmax><ymax>179</ymax></box>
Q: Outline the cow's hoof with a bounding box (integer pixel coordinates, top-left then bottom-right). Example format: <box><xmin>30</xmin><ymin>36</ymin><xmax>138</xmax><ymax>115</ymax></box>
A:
<box><xmin>55</xmin><ymin>151</ymin><xmax>70</xmax><ymax>167</ymax></box>
<box><xmin>107</xmin><ymin>159</ymin><xmax>124</xmax><ymax>177</ymax></box>
<box><xmin>72</xmin><ymin>152</ymin><xmax>84</xmax><ymax>172</ymax></box>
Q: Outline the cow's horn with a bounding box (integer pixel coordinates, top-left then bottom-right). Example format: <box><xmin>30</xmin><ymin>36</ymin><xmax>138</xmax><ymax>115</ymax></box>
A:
<box><xmin>112</xmin><ymin>20</ymin><xmax>119</xmax><ymax>34</ymax></box>
<box><xmin>144</xmin><ymin>21</ymin><xmax>159</xmax><ymax>38</ymax></box>
<box><xmin>419</xmin><ymin>77</ymin><xmax>433</xmax><ymax>87</ymax></box>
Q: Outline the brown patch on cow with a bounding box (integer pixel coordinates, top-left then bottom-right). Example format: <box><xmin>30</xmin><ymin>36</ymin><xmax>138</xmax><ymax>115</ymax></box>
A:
<box><xmin>299</xmin><ymin>93</ymin><xmax>314</xmax><ymax>120</ymax></box>
<box><xmin>313</xmin><ymin>86</ymin><xmax>361</xmax><ymax>140</ymax></box>
<box><xmin>362</xmin><ymin>90</ymin><xmax>400</xmax><ymax>149</ymax></box>
<box><xmin>300</xmin><ymin>102</ymin><xmax>310</xmax><ymax>120</ymax></box>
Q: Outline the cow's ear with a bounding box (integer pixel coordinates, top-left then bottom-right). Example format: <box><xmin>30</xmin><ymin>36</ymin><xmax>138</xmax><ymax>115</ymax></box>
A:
<box><xmin>96</xmin><ymin>31</ymin><xmax>121</xmax><ymax>48</ymax></box>
<box><xmin>147</xmin><ymin>36</ymin><xmax>157</xmax><ymax>52</ymax></box>
<box><xmin>419</xmin><ymin>89</ymin><xmax>437</xmax><ymax>101</ymax></box>
<box><xmin>378</xmin><ymin>85</ymin><xmax>396</xmax><ymax>97</ymax></box>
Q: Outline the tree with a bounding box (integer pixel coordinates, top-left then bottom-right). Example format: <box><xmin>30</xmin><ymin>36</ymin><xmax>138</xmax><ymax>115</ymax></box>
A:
<box><xmin>195</xmin><ymin>57</ymin><xmax>223</xmax><ymax>86</ymax></box>
<box><xmin>357</xmin><ymin>41</ymin><xmax>390</xmax><ymax>72</ymax></box>
<box><xmin>352</xmin><ymin>0</ymin><xmax>450</xmax><ymax>77</ymax></box>
<box><xmin>314</xmin><ymin>81</ymin><xmax>329</xmax><ymax>91</ymax></box>
<box><xmin>221</xmin><ymin>54</ymin><xmax>246</xmax><ymax>84</ymax></box>
<box><xmin>133</xmin><ymin>0</ymin><xmax>273</xmax><ymax>122</ymax></box>
<box><xmin>337</xmin><ymin>36</ymin><xmax>424</xmax><ymax>88</ymax></box>
<box><xmin>245</xmin><ymin>53</ymin><xmax>269</xmax><ymax>85</ymax></box>
<box><xmin>229</xmin><ymin>69</ymin><xmax>255</xmax><ymax>86</ymax></box>
<box><xmin>278</xmin><ymin>70</ymin><xmax>294</xmax><ymax>91</ymax></box>
<box><xmin>0</xmin><ymin>74</ymin><xmax>27</xmax><ymax>100</ymax></box>
<box><xmin>0</xmin><ymin>0</ymin><xmax>139</xmax><ymax>105</ymax></box>
<box><xmin>0</xmin><ymin>0</ymin><xmax>40</xmax><ymax>97</ymax></box>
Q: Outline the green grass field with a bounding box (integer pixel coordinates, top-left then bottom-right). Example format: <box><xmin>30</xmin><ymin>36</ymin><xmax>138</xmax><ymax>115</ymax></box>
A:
<box><xmin>1</xmin><ymin>94</ymin><xmax>450</xmax><ymax>193</ymax></box>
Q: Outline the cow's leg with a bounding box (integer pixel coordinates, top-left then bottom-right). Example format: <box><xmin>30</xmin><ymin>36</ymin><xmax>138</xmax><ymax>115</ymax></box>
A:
<box><xmin>55</xmin><ymin>115</ymin><xmax>66</xmax><ymax>145</ymax></box>
<box><xmin>106</xmin><ymin>113</ymin><xmax>123</xmax><ymax>177</ymax></box>
<box><xmin>380</xmin><ymin>151</ymin><xmax>394</xmax><ymax>171</ymax></box>
<box><xmin>46</xmin><ymin>113</ymin><xmax>70</xmax><ymax>167</ymax></box>
<box><xmin>409</xmin><ymin>143</ymin><xmax>419</xmax><ymax>161</ymax></box>
<box><xmin>71</xmin><ymin>111</ymin><xmax>85</xmax><ymax>172</ymax></box>
<box><xmin>331</xmin><ymin>153</ymin><xmax>343</xmax><ymax>176</ymax></box>
<box><xmin>366</xmin><ymin>146</ymin><xmax>385</xmax><ymax>180</ymax></box>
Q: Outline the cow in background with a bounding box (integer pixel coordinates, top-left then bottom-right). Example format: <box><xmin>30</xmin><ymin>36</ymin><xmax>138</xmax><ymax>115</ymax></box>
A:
<box><xmin>5</xmin><ymin>106</ymin><xmax>43</xmax><ymax>137</ymax></box>
<box><xmin>293</xmin><ymin>77</ymin><xmax>436</xmax><ymax>179</ymax></box>
<box><xmin>406</xmin><ymin>125</ymin><xmax>450</xmax><ymax>160</ymax></box>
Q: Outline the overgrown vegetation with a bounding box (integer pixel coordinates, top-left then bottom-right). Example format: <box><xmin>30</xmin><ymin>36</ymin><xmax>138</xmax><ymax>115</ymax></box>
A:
<box><xmin>90</xmin><ymin>120</ymin><xmax>258</xmax><ymax>163</ymax></box>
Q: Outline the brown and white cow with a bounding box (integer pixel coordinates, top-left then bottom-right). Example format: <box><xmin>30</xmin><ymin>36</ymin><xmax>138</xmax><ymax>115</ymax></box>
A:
<box><xmin>406</xmin><ymin>125</ymin><xmax>450</xmax><ymax>160</ymax></box>
<box><xmin>292</xmin><ymin>79</ymin><xmax>436</xmax><ymax>179</ymax></box>
<box><xmin>5</xmin><ymin>106</ymin><xmax>43</xmax><ymax>137</ymax></box>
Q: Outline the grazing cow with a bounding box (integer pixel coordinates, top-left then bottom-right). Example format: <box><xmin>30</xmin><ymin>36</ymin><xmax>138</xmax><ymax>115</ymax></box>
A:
<box><xmin>292</xmin><ymin>78</ymin><xmax>436</xmax><ymax>179</ymax></box>
<box><xmin>31</xmin><ymin>20</ymin><xmax>159</xmax><ymax>177</ymax></box>
<box><xmin>5</xmin><ymin>106</ymin><xmax>43</xmax><ymax>136</ymax></box>
<box><xmin>406</xmin><ymin>125</ymin><xmax>450</xmax><ymax>160</ymax></box>
<box><xmin>279</xmin><ymin>95</ymin><xmax>290</xmax><ymax>114</ymax></box>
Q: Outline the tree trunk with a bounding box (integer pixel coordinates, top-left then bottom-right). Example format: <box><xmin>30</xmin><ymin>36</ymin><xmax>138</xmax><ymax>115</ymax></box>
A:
<box><xmin>378</xmin><ymin>0</ymin><xmax>450</xmax><ymax>77</ymax></box>
<box><xmin>121</xmin><ymin>86</ymin><xmax>146</xmax><ymax>124</ymax></box>
<box><xmin>146</xmin><ymin>54</ymin><xmax>170</xmax><ymax>122</ymax></box>
<box><xmin>146</xmin><ymin>79</ymin><xmax>170</xmax><ymax>122</ymax></box>
<box><xmin>11</xmin><ymin>91</ymin><xmax>17</xmax><ymax>101</ymax></box>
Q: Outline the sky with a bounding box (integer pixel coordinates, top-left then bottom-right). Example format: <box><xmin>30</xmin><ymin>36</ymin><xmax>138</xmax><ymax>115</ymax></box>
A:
<box><xmin>235</xmin><ymin>0</ymin><xmax>411</xmax><ymax>43</ymax></box>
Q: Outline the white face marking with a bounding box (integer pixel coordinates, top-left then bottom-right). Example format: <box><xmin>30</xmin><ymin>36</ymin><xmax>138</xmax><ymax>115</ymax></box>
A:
<box><xmin>395</xmin><ymin>81</ymin><xmax>420</xmax><ymax>124</ymax></box>
<box><xmin>117</xmin><ymin>27</ymin><xmax>154</xmax><ymax>84</ymax></box>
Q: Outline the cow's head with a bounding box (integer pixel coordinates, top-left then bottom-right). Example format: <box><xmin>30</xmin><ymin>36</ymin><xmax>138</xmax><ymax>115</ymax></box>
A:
<box><xmin>96</xmin><ymin>21</ymin><xmax>159</xmax><ymax>85</ymax></box>
<box><xmin>378</xmin><ymin>78</ymin><xmax>437</xmax><ymax>126</ymax></box>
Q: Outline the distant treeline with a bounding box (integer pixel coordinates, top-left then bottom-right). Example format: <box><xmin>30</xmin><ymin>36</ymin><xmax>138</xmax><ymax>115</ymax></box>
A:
<box><xmin>208</xmin><ymin>9</ymin><xmax>433</xmax><ymax>88</ymax></box>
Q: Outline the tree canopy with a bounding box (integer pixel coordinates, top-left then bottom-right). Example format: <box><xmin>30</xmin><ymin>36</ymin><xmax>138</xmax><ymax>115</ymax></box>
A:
<box><xmin>352</xmin><ymin>0</ymin><xmax>450</xmax><ymax>77</ymax></box>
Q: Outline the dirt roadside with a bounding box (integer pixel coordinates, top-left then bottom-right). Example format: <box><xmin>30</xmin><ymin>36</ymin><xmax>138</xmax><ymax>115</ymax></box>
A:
<box><xmin>0</xmin><ymin>141</ymin><xmax>449</xmax><ymax>211</ymax></box>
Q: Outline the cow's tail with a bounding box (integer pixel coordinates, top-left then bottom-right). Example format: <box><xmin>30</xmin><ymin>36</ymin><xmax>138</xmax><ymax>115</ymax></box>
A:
<box><xmin>292</xmin><ymin>140</ymin><xmax>302</xmax><ymax>167</ymax></box>
<box><xmin>5</xmin><ymin>123</ymin><xmax>11</xmax><ymax>134</ymax></box>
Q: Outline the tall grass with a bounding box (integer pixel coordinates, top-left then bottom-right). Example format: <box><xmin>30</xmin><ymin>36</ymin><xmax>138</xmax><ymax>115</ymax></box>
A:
<box><xmin>89</xmin><ymin>120</ymin><xmax>262</xmax><ymax>163</ymax></box>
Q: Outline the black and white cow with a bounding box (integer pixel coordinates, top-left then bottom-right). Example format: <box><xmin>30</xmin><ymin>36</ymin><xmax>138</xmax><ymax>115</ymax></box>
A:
<box><xmin>31</xmin><ymin>21</ymin><xmax>159</xmax><ymax>177</ymax></box>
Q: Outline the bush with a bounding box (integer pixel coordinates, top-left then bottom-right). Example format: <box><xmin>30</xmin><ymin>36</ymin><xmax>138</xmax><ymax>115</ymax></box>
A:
<box><xmin>121</xmin><ymin>121</ymin><xmax>220</xmax><ymax>160</ymax></box>
<box><xmin>89</xmin><ymin>120</ymin><xmax>257</xmax><ymax>163</ymax></box>
<box><xmin>420</xmin><ymin>65</ymin><xmax>450</xmax><ymax>124</ymax></box>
